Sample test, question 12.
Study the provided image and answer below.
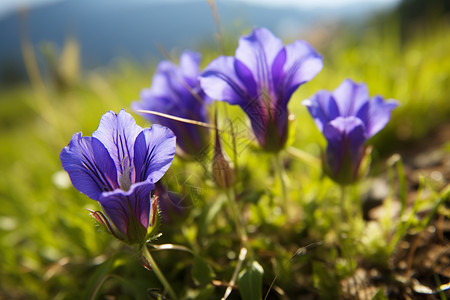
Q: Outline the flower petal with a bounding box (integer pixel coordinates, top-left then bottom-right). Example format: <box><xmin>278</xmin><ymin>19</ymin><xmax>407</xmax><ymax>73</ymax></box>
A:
<box><xmin>134</xmin><ymin>124</ymin><xmax>176</xmax><ymax>183</ymax></box>
<box><xmin>235</xmin><ymin>27</ymin><xmax>284</xmax><ymax>94</ymax></box>
<box><xmin>179</xmin><ymin>50</ymin><xmax>201</xmax><ymax>82</ymax></box>
<box><xmin>92</xmin><ymin>110</ymin><xmax>143</xmax><ymax>185</ymax></box>
<box><xmin>357</xmin><ymin>96</ymin><xmax>399</xmax><ymax>138</ymax></box>
<box><xmin>333</xmin><ymin>79</ymin><xmax>370</xmax><ymax>117</ymax></box>
<box><xmin>60</xmin><ymin>133</ymin><xmax>118</xmax><ymax>200</ymax></box>
<box><xmin>133</xmin><ymin>94</ymin><xmax>209</xmax><ymax>156</ymax></box>
<box><xmin>324</xmin><ymin>116</ymin><xmax>367</xmax><ymax>175</ymax></box>
<box><xmin>134</xmin><ymin>51</ymin><xmax>210</xmax><ymax>157</ymax></box>
<box><xmin>135</xmin><ymin>61</ymin><xmax>205</xmax><ymax>121</ymax></box>
<box><xmin>200</xmin><ymin>56</ymin><xmax>250</xmax><ymax>105</ymax></box>
<box><xmin>135</xmin><ymin>75</ymin><xmax>193</xmax><ymax>120</ymax></box>
<box><xmin>303</xmin><ymin>91</ymin><xmax>340</xmax><ymax>132</ymax></box>
<box><xmin>99</xmin><ymin>181</ymin><xmax>154</xmax><ymax>242</ymax></box>
<box><xmin>146</xmin><ymin>62</ymin><xmax>182</xmax><ymax>100</ymax></box>
<box><xmin>234</xmin><ymin>59</ymin><xmax>258</xmax><ymax>99</ymax></box>
<box><xmin>277</xmin><ymin>40</ymin><xmax>323</xmax><ymax>105</ymax></box>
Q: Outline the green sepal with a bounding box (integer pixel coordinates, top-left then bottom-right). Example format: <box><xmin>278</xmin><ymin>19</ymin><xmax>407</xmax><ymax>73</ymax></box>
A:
<box><xmin>144</xmin><ymin>198</ymin><xmax>162</xmax><ymax>244</ymax></box>
<box><xmin>126</xmin><ymin>212</ymin><xmax>147</xmax><ymax>245</ymax></box>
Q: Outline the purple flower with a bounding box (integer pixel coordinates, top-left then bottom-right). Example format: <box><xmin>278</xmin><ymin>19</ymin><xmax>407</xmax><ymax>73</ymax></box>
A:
<box><xmin>200</xmin><ymin>27</ymin><xmax>323</xmax><ymax>152</ymax></box>
<box><xmin>60</xmin><ymin>109</ymin><xmax>176</xmax><ymax>244</ymax></box>
<box><xmin>132</xmin><ymin>50</ymin><xmax>211</xmax><ymax>158</ymax></box>
<box><xmin>303</xmin><ymin>79</ymin><xmax>398</xmax><ymax>184</ymax></box>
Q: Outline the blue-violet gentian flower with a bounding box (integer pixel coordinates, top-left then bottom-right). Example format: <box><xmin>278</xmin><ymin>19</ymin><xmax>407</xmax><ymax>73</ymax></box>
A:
<box><xmin>60</xmin><ymin>109</ymin><xmax>176</xmax><ymax>244</ymax></box>
<box><xmin>132</xmin><ymin>50</ymin><xmax>211</xmax><ymax>159</ymax></box>
<box><xmin>303</xmin><ymin>79</ymin><xmax>398</xmax><ymax>184</ymax></box>
<box><xmin>200</xmin><ymin>27</ymin><xmax>323</xmax><ymax>152</ymax></box>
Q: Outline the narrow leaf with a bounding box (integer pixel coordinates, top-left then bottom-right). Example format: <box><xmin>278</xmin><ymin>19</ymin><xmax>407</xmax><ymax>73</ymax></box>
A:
<box><xmin>238</xmin><ymin>260</ymin><xmax>264</xmax><ymax>300</ymax></box>
<box><xmin>192</xmin><ymin>255</ymin><xmax>214</xmax><ymax>286</ymax></box>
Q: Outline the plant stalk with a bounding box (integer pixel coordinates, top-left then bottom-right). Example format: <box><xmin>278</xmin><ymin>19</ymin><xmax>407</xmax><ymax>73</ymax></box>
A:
<box><xmin>141</xmin><ymin>244</ymin><xmax>177</xmax><ymax>300</ymax></box>
<box><xmin>273</xmin><ymin>153</ymin><xmax>288</xmax><ymax>215</ymax></box>
<box><xmin>225</xmin><ymin>187</ymin><xmax>248</xmax><ymax>243</ymax></box>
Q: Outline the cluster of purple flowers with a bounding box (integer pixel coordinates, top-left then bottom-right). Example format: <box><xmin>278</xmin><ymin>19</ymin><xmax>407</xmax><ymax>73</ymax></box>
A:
<box><xmin>60</xmin><ymin>27</ymin><xmax>397</xmax><ymax>244</ymax></box>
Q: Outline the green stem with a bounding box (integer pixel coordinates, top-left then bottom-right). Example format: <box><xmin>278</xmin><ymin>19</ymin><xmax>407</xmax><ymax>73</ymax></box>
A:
<box><xmin>273</xmin><ymin>153</ymin><xmax>288</xmax><ymax>215</ymax></box>
<box><xmin>225</xmin><ymin>187</ymin><xmax>248</xmax><ymax>243</ymax></box>
<box><xmin>340</xmin><ymin>185</ymin><xmax>347</xmax><ymax>223</ymax></box>
<box><xmin>339</xmin><ymin>184</ymin><xmax>363</xmax><ymax>235</ymax></box>
<box><xmin>222</xmin><ymin>189</ymin><xmax>248</xmax><ymax>299</ymax></box>
<box><xmin>141</xmin><ymin>244</ymin><xmax>177</xmax><ymax>300</ymax></box>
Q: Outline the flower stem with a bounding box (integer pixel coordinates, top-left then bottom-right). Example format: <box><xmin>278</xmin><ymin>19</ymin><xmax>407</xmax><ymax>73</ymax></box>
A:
<box><xmin>273</xmin><ymin>153</ymin><xmax>288</xmax><ymax>215</ymax></box>
<box><xmin>225</xmin><ymin>187</ymin><xmax>248</xmax><ymax>243</ymax></box>
<box><xmin>340</xmin><ymin>185</ymin><xmax>348</xmax><ymax>223</ymax></box>
<box><xmin>141</xmin><ymin>244</ymin><xmax>177</xmax><ymax>300</ymax></box>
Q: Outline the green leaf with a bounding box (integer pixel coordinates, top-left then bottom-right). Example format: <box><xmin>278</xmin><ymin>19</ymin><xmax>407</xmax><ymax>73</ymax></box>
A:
<box><xmin>197</xmin><ymin>194</ymin><xmax>226</xmax><ymax>241</ymax></box>
<box><xmin>184</xmin><ymin>284</ymin><xmax>215</xmax><ymax>300</ymax></box>
<box><xmin>371</xmin><ymin>289</ymin><xmax>388</xmax><ymax>300</ymax></box>
<box><xmin>238</xmin><ymin>260</ymin><xmax>264</xmax><ymax>300</ymax></box>
<box><xmin>82</xmin><ymin>255</ymin><xmax>115</xmax><ymax>300</ymax></box>
<box><xmin>192</xmin><ymin>255</ymin><xmax>214</xmax><ymax>286</ymax></box>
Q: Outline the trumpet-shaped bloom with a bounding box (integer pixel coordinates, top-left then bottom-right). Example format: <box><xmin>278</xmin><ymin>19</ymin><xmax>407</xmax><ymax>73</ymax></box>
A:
<box><xmin>60</xmin><ymin>109</ymin><xmax>176</xmax><ymax>244</ymax></box>
<box><xmin>200</xmin><ymin>27</ymin><xmax>323</xmax><ymax>152</ymax></box>
<box><xmin>303</xmin><ymin>79</ymin><xmax>398</xmax><ymax>184</ymax></box>
<box><xmin>133</xmin><ymin>50</ymin><xmax>211</xmax><ymax>158</ymax></box>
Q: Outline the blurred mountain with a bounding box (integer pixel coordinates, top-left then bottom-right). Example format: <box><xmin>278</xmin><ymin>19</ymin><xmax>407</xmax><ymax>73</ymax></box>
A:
<box><xmin>0</xmin><ymin>0</ymin><xmax>397</xmax><ymax>84</ymax></box>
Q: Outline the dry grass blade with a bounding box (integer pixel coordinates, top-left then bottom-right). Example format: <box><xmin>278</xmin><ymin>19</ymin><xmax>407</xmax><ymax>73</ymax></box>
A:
<box><xmin>137</xmin><ymin>109</ymin><xmax>216</xmax><ymax>129</ymax></box>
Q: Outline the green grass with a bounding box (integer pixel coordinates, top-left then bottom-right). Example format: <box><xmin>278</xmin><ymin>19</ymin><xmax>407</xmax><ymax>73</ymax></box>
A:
<box><xmin>0</xmin><ymin>18</ymin><xmax>449</xmax><ymax>299</ymax></box>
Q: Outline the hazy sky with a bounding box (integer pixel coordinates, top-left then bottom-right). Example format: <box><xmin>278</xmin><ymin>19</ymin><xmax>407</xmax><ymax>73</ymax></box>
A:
<box><xmin>0</xmin><ymin>0</ymin><xmax>401</xmax><ymax>18</ymax></box>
